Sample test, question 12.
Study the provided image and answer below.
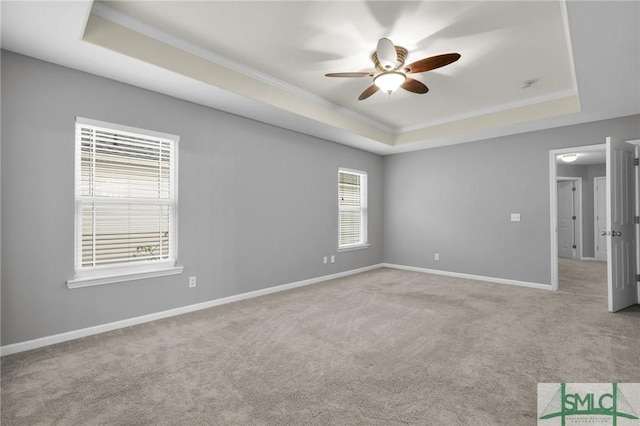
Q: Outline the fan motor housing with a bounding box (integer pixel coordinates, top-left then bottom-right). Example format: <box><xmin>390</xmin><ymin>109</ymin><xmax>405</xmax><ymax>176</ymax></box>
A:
<box><xmin>371</xmin><ymin>46</ymin><xmax>408</xmax><ymax>72</ymax></box>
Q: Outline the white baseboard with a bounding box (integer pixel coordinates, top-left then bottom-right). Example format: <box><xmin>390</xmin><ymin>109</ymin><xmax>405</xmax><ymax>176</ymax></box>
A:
<box><xmin>1</xmin><ymin>264</ymin><xmax>383</xmax><ymax>356</ymax></box>
<box><xmin>580</xmin><ymin>257</ymin><xmax>597</xmax><ymax>261</ymax></box>
<box><xmin>381</xmin><ymin>263</ymin><xmax>552</xmax><ymax>291</ymax></box>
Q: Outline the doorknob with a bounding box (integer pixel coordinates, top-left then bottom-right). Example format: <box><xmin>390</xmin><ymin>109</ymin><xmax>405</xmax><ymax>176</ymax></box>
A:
<box><xmin>612</xmin><ymin>231</ymin><xmax>622</xmax><ymax>237</ymax></box>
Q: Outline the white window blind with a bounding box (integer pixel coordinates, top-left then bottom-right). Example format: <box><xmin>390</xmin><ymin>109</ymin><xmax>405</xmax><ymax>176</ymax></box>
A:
<box><xmin>74</xmin><ymin>118</ymin><xmax>178</xmax><ymax>276</ymax></box>
<box><xmin>338</xmin><ymin>168</ymin><xmax>368</xmax><ymax>248</ymax></box>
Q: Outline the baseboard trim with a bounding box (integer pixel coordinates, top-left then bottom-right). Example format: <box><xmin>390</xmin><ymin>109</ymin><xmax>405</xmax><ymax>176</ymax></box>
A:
<box><xmin>381</xmin><ymin>263</ymin><xmax>552</xmax><ymax>291</ymax></box>
<box><xmin>1</xmin><ymin>264</ymin><xmax>383</xmax><ymax>356</ymax></box>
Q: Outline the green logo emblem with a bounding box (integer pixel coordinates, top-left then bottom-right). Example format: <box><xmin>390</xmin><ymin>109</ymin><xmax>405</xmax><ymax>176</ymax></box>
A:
<box><xmin>539</xmin><ymin>383</ymin><xmax>639</xmax><ymax>425</ymax></box>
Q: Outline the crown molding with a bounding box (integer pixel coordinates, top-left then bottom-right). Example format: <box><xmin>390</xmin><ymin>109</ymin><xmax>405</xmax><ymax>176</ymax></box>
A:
<box><xmin>90</xmin><ymin>2</ymin><xmax>394</xmax><ymax>134</ymax></box>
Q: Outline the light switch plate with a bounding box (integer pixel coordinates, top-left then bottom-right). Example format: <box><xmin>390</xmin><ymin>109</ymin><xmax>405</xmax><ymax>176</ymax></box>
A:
<box><xmin>511</xmin><ymin>213</ymin><xmax>521</xmax><ymax>222</ymax></box>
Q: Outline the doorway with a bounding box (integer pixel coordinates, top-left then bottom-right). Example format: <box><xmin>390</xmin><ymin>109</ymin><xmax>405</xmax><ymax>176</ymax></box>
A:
<box><xmin>549</xmin><ymin>143</ymin><xmax>606</xmax><ymax>293</ymax></box>
<box><xmin>550</xmin><ymin>139</ymin><xmax>640</xmax><ymax>312</ymax></box>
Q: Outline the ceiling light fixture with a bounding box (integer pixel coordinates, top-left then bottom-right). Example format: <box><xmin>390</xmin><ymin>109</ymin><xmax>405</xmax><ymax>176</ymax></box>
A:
<box><xmin>561</xmin><ymin>153</ymin><xmax>578</xmax><ymax>163</ymax></box>
<box><xmin>374</xmin><ymin>71</ymin><xmax>406</xmax><ymax>94</ymax></box>
<box><xmin>326</xmin><ymin>38</ymin><xmax>460</xmax><ymax>100</ymax></box>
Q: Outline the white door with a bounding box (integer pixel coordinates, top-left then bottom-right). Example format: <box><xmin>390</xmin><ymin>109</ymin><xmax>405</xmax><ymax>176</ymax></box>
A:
<box><xmin>606</xmin><ymin>137</ymin><xmax>637</xmax><ymax>312</ymax></box>
<box><xmin>594</xmin><ymin>177</ymin><xmax>607</xmax><ymax>261</ymax></box>
<box><xmin>557</xmin><ymin>180</ymin><xmax>576</xmax><ymax>259</ymax></box>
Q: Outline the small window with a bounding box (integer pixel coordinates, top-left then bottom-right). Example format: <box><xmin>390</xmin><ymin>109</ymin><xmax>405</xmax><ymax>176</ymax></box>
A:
<box><xmin>69</xmin><ymin>117</ymin><xmax>181</xmax><ymax>287</ymax></box>
<box><xmin>338</xmin><ymin>168</ymin><xmax>369</xmax><ymax>250</ymax></box>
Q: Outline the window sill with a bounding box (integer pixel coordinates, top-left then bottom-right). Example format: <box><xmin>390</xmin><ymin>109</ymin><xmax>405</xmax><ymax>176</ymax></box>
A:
<box><xmin>67</xmin><ymin>266</ymin><xmax>184</xmax><ymax>289</ymax></box>
<box><xmin>337</xmin><ymin>243</ymin><xmax>371</xmax><ymax>252</ymax></box>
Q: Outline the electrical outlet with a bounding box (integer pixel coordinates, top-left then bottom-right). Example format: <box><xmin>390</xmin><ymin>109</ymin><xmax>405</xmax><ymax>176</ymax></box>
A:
<box><xmin>434</xmin><ymin>253</ymin><xmax>440</xmax><ymax>261</ymax></box>
<box><xmin>330</xmin><ymin>255</ymin><xmax>335</xmax><ymax>264</ymax></box>
<box><xmin>511</xmin><ymin>213</ymin><xmax>521</xmax><ymax>222</ymax></box>
<box><xmin>323</xmin><ymin>256</ymin><xmax>328</xmax><ymax>264</ymax></box>
<box><xmin>189</xmin><ymin>276</ymin><xmax>197</xmax><ymax>288</ymax></box>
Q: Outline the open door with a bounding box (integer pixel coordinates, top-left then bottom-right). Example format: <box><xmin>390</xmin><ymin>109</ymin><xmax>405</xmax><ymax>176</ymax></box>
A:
<box><xmin>606</xmin><ymin>137</ymin><xmax>637</xmax><ymax>312</ymax></box>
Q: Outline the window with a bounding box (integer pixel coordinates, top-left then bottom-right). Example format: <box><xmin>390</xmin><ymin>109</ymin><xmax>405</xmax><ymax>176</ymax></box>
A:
<box><xmin>68</xmin><ymin>117</ymin><xmax>182</xmax><ymax>288</ymax></box>
<box><xmin>338</xmin><ymin>168</ymin><xmax>369</xmax><ymax>250</ymax></box>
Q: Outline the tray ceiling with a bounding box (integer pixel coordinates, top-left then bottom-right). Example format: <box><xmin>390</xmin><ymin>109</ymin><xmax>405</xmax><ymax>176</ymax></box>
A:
<box><xmin>2</xmin><ymin>1</ymin><xmax>638</xmax><ymax>154</ymax></box>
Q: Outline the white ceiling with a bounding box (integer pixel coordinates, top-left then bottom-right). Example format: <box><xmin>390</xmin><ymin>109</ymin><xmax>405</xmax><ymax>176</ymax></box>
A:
<box><xmin>1</xmin><ymin>1</ymin><xmax>639</xmax><ymax>155</ymax></box>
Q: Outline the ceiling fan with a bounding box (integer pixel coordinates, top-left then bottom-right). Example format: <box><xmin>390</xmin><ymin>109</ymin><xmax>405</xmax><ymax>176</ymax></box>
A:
<box><xmin>325</xmin><ymin>38</ymin><xmax>461</xmax><ymax>100</ymax></box>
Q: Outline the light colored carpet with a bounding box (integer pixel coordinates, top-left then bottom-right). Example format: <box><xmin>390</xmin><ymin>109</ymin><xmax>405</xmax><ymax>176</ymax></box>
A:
<box><xmin>2</xmin><ymin>262</ymin><xmax>639</xmax><ymax>425</ymax></box>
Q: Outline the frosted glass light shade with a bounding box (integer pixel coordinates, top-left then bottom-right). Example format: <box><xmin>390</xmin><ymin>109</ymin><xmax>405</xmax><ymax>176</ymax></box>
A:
<box><xmin>374</xmin><ymin>71</ymin><xmax>406</xmax><ymax>93</ymax></box>
<box><xmin>561</xmin><ymin>154</ymin><xmax>578</xmax><ymax>163</ymax></box>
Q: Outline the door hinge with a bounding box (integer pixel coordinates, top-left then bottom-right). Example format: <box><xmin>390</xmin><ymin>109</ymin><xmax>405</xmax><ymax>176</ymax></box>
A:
<box><xmin>635</xmin><ymin>216</ymin><xmax>640</xmax><ymax>224</ymax></box>
<box><xmin>634</xmin><ymin>158</ymin><xmax>639</xmax><ymax>166</ymax></box>
<box><xmin>572</xmin><ymin>215</ymin><xmax>577</xmax><ymax>220</ymax></box>
<box><xmin>572</xmin><ymin>187</ymin><xmax>576</xmax><ymax>191</ymax></box>
<box><xmin>636</xmin><ymin>274</ymin><xmax>640</xmax><ymax>282</ymax></box>
<box><xmin>572</xmin><ymin>245</ymin><xmax>577</xmax><ymax>249</ymax></box>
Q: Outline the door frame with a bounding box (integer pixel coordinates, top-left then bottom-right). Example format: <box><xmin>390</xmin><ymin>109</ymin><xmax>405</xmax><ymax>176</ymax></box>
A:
<box><xmin>593</xmin><ymin>176</ymin><xmax>607</xmax><ymax>261</ymax></box>
<box><xmin>557</xmin><ymin>177</ymin><xmax>583</xmax><ymax>260</ymax></box>
<box><xmin>549</xmin><ymin>144</ymin><xmax>605</xmax><ymax>291</ymax></box>
<box><xmin>625</xmin><ymin>139</ymin><xmax>640</xmax><ymax>305</ymax></box>
<box><xmin>632</xmin><ymin>140</ymin><xmax>640</xmax><ymax>305</ymax></box>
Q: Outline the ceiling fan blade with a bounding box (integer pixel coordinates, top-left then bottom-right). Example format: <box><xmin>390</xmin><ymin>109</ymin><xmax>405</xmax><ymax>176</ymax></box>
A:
<box><xmin>401</xmin><ymin>78</ymin><xmax>429</xmax><ymax>94</ymax></box>
<box><xmin>358</xmin><ymin>84</ymin><xmax>380</xmax><ymax>100</ymax></box>
<box><xmin>404</xmin><ymin>53</ymin><xmax>461</xmax><ymax>74</ymax></box>
<box><xmin>325</xmin><ymin>72</ymin><xmax>374</xmax><ymax>78</ymax></box>
<box><xmin>376</xmin><ymin>38</ymin><xmax>397</xmax><ymax>70</ymax></box>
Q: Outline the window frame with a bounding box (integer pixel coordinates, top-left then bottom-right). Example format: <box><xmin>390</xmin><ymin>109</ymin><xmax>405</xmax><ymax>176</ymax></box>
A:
<box><xmin>338</xmin><ymin>167</ymin><xmax>370</xmax><ymax>251</ymax></box>
<box><xmin>67</xmin><ymin>117</ymin><xmax>183</xmax><ymax>289</ymax></box>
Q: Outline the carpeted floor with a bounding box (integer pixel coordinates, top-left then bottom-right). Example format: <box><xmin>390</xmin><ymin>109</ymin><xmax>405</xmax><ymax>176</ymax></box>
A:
<box><xmin>2</xmin><ymin>261</ymin><xmax>639</xmax><ymax>425</ymax></box>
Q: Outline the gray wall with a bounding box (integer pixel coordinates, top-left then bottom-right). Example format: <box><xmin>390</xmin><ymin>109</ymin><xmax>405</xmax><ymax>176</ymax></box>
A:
<box><xmin>383</xmin><ymin>115</ymin><xmax>639</xmax><ymax>284</ymax></box>
<box><xmin>1</xmin><ymin>51</ymin><xmax>383</xmax><ymax>346</ymax></box>
<box><xmin>556</xmin><ymin>163</ymin><xmax>606</xmax><ymax>258</ymax></box>
<box><xmin>2</xmin><ymin>50</ymin><xmax>639</xmax><ymax>347</ymax></box>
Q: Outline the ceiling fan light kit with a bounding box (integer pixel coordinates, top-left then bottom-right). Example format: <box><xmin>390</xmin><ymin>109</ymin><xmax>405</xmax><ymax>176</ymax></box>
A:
<box><xmin>325</xmin><ymin>38</ymin><xmax>461</xmax><ymax>100</ymax></box>
<box><xmin>374</xmin><ymin>71</ymin><xmax>406</xmax><ymax>94</ymax></box>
